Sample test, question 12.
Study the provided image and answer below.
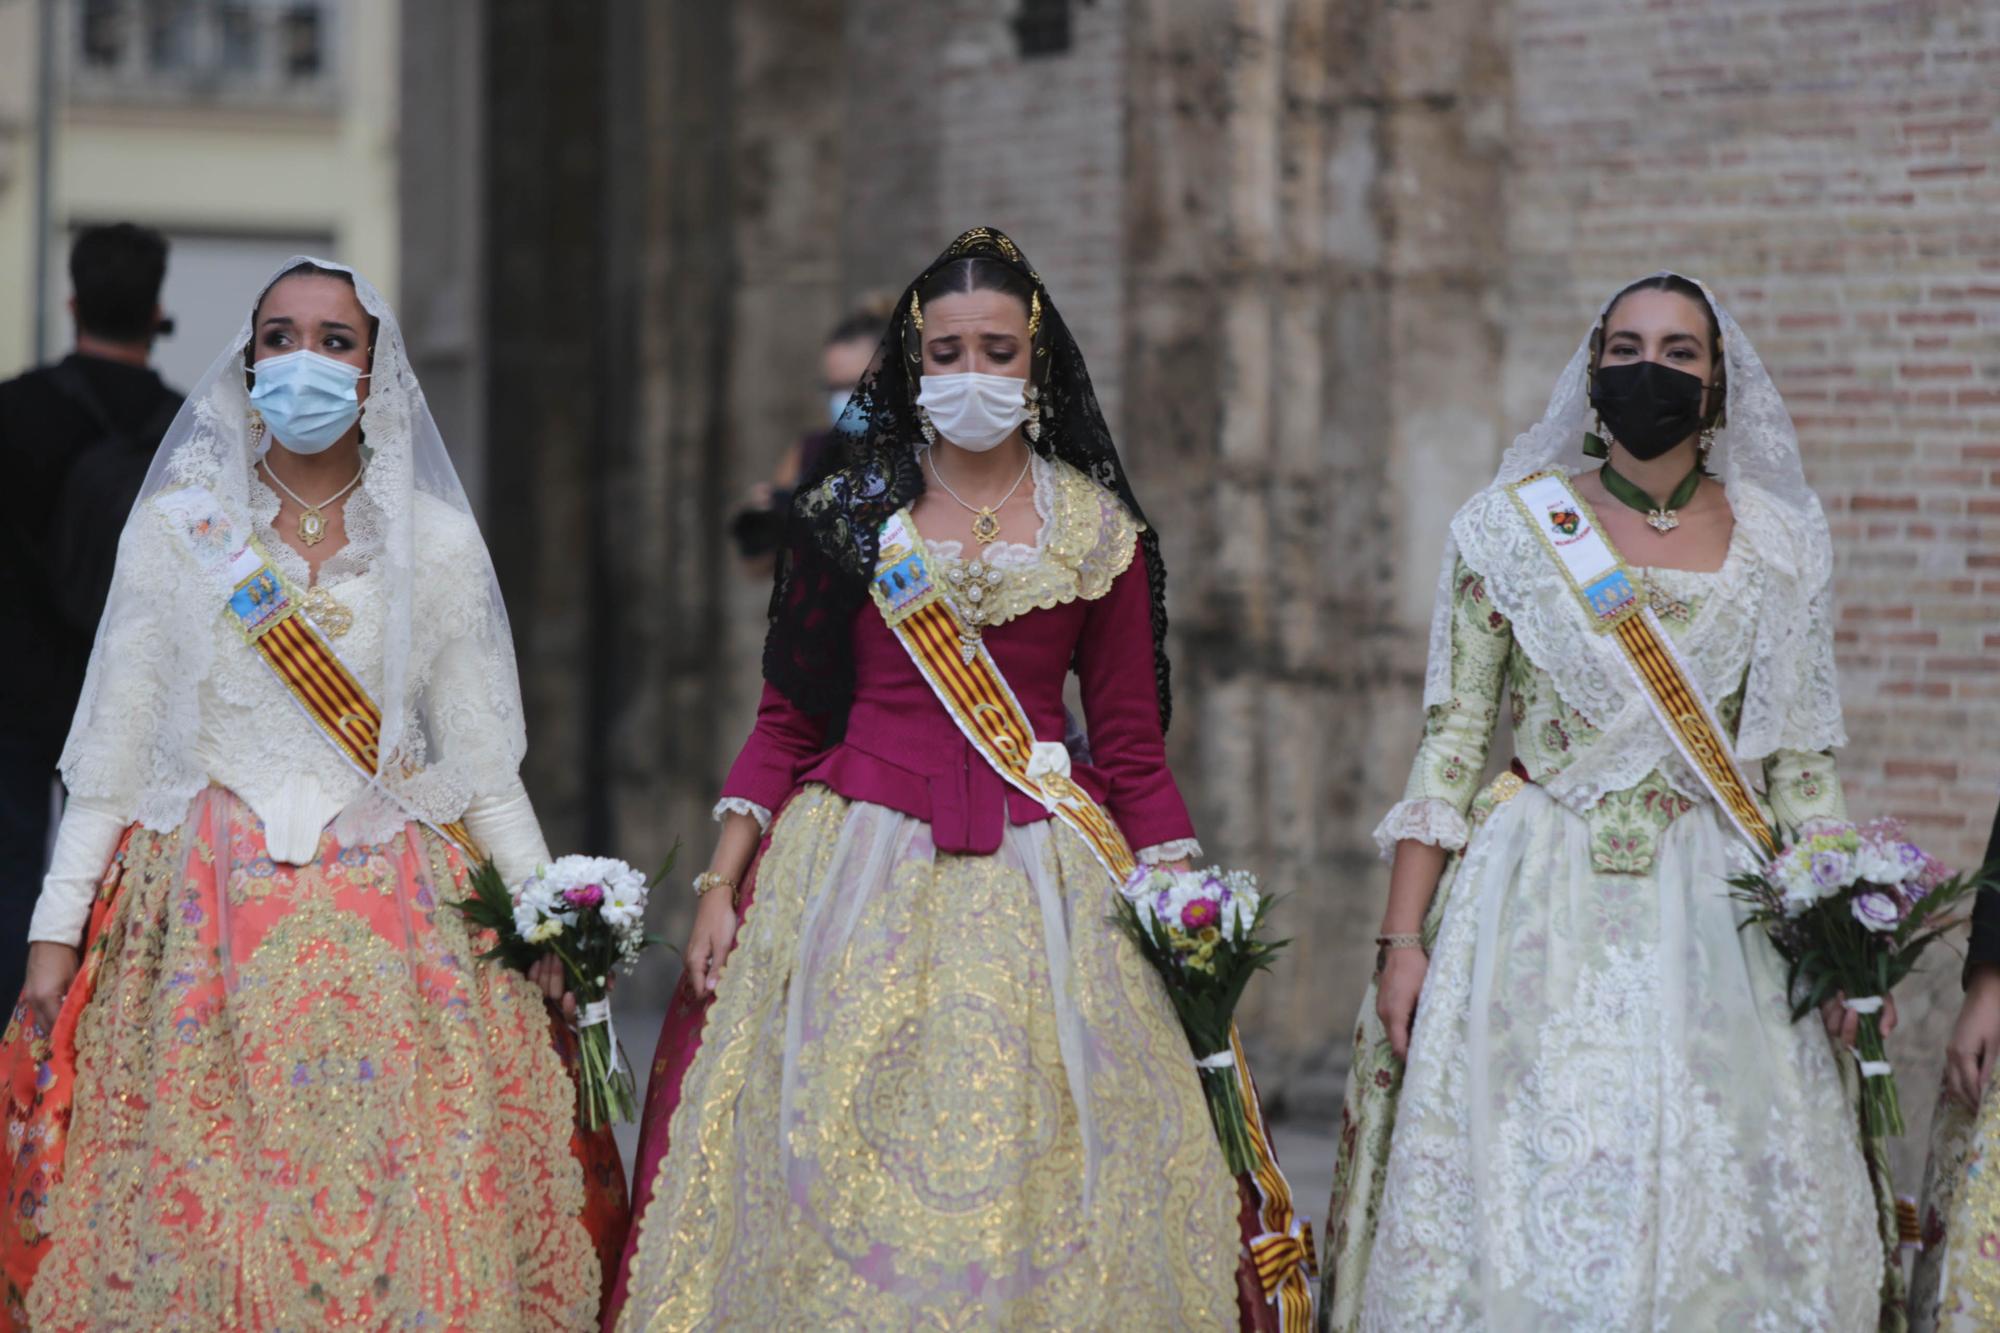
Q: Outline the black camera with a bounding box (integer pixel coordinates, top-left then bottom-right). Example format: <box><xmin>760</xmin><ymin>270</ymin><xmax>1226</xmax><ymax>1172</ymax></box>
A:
<box><xmin>730</xmin><ymin>487</ymin><xmax>794</xmax><ymax>559</ymax></box>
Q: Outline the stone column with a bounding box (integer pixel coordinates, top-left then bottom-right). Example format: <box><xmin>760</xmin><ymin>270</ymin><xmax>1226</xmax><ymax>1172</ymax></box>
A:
<box><xmin>1122</xmin><ymin>0</ymin><xmax>1511</xmax><ymax>1116</ymax></box>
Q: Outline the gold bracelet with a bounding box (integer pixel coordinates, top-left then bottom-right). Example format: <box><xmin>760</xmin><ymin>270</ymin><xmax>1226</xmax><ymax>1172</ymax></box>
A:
<box><xmin>1374</xmin><ymin>932</ymin><xmax>1426</xmax><ymax>975</ymax></box>
<box><xmin>691</xmin><ymin>872</ymin><xmax>739</xmax><ymax>900</ymax></box>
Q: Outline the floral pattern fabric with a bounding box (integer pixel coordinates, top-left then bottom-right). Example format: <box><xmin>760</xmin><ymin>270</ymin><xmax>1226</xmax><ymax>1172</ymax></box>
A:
<box><xmin>613</xmin><ymin>786</ymin><xmax>1240</xmax><ymax>1330</ymax></box>
<box><xmin>0</xmin><ymin>787</ymin><xmax>611</xmax><ymax>1331</ymax></box>
<box><xmin>1913</xmin><ymin>1078</ymin><xmax>2000</xmax><ymax>1329</ymax></box>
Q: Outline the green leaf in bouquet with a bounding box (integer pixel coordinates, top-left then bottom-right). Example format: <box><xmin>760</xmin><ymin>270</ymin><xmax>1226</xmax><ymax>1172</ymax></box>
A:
<box><xmin>654</xmin><ymin>838</ymin><xmax>683</xmax><ymax>888</ymax></box>
<box><xmin>447</xmin><ymin>859</ymin><xmax>541</xmax><ymax>974</ymax></box>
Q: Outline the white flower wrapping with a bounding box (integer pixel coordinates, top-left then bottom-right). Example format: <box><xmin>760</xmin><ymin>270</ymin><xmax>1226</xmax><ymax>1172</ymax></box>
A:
<box><xmin>513</xmin><ymin>854</ymin><xmax>653</xmax><ymax>967</ymax></box>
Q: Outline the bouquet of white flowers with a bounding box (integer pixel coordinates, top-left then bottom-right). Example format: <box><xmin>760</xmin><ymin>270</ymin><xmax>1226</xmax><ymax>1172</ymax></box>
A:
<box><xmin>454</xmin><ymin>851</ymin><xmax>669</xmax><ymax>1130</ymax></box>
<box><xmin>1728</xmin><ymin>818</ymin><xmax>1981</xmax><ymax>1137</ymax></box>
<box><xmin>1112</xmin><ymin>864</ymin><xmax>1285</xmax><ymax>1174</ymax></box>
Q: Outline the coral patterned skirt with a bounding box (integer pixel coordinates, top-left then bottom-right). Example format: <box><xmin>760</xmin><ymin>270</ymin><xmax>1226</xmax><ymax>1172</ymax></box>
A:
<box><xmin>0</xmin><ymin>786</ymin><xmax>626</xmax><ymax>1330</ymax></box>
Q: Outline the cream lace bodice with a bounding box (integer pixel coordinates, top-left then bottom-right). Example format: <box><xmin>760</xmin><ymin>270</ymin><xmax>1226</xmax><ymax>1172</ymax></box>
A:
<box><xmin>74</xmin><ymin>482</ymin><xmax>521</xmax><ymax>862</ymax></box>
<box><xmin>1380</xmin><ymin>485</ymin><xmax>1846</xmax><ymax>873</ymax></box>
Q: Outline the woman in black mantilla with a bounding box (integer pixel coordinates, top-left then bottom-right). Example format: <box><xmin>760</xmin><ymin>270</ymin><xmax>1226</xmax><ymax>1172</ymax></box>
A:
<box><xmin>608</xmin><ymin>229</ymin><xmax>1256</xmax><ymax>1329</ymax></box>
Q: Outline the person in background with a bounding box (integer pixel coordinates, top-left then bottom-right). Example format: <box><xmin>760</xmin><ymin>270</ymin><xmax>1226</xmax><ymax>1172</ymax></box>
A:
<box><xmin>0</xmin><ymin>223</ymin><xmax>182</xmax><ymax>1011</ymax></box>
<box><xmin>1910</xmin><ymin>797</ymin><xmax>2000</xmax><ymax>1329</ymax></box>
<box><xmin>728</xmin><ymin>296</ymin><xmax>891</xmax><ymax>573</ymax></box>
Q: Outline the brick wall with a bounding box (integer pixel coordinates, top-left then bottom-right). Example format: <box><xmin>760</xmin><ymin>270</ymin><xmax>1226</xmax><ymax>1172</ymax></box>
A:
<box><xmin>1500</xmin><ymin>0</ymin><xmax>2000</xmax><ymax>1182</ymax></box>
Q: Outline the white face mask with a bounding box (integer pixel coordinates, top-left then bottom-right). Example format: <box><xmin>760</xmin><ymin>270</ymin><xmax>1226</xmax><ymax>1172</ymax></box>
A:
<box><xmin>917</xmin><ymin>372</ymin><xmax>1029</xmax><ymax>452</ymax></box>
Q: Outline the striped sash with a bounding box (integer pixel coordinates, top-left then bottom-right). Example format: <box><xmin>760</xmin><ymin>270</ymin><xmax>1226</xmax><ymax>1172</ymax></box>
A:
<box><xmin>154</xmin><ymin>488</ymin><xmax>480</xmax><ymax>859</ymax></box>
<box><xmin>871</xmin><ymin>509</ymin><xmax>1317</xmax><ymax>1328</ymax></box>
<box><xmin>1509</xmin><ymin>470</ymin><xmax>1775</xmax><ymax>855</ymax></box>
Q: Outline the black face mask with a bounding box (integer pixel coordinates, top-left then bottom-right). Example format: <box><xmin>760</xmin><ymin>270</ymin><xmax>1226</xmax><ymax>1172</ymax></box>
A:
<box><xmin>1590</xmin><ymin>360</ymin><xmax>1709</xmax><ymax>460</ymax></box>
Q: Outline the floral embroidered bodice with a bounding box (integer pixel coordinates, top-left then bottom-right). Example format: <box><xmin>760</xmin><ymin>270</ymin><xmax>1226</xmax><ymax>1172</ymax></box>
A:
<box><xmin>1382</xmin><ymin>523</ymin><xmax>1844</xmax><ymax>875</ymax></box>
<box><xmin>922</xmin><ymin>453</ymin><xmax>1140</xmax><ymax>634</ymax></box>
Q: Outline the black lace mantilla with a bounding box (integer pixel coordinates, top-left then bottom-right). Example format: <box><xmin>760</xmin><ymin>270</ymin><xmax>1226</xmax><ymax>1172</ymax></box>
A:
<box><xmin>761</xmin><ymin>226</ymin><xmax>1174</xmax><ymax>731</ymax></box>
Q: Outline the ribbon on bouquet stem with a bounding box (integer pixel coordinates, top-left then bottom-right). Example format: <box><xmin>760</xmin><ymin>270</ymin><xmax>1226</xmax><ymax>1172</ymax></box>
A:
<box><xmin>1842</xmin><ymin>996</ymin><xmax>1892</xmax><ymax>1077</ymax></box>
<box><xmin>577</xmin><ymin>998</ymin><xmax>626</xmax><ymax>1076</ymax></box>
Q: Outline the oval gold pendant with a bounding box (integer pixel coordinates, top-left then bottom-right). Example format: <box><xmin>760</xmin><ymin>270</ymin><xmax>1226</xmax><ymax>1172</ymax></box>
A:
<box><xmin>971</xmin><ymin>510</ymin><xmax>1002</xmax><ymax>545</ymax></box>
<box><xmin>298</xmin><ymin>508</ymin><xmax>327</xmax><ymax>546</ymax></box>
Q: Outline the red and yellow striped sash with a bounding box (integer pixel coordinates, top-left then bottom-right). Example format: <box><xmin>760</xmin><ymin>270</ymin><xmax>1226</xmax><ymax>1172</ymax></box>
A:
<box><xmin>1509</xmin><ymin>470</ymin><xmax>1775</xmax><ymax>856</ymax></box>
<box><xmin>872</xmin><ymin>510</ymin><xmax>1316</xmax><ymax>1328</ymax></box>
<box><xmin>155</xmin><ymin>487</ymin><xmax>480</xmax><ymax>860</ymax></box>
<box><xmin>254</xmin><ymin>612</ymin><xmax>479</xmax><ymax>857</ymax></box>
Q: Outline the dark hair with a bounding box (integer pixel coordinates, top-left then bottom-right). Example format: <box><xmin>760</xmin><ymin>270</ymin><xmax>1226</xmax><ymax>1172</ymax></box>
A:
<box><xmin>1594</xmin><ymin>273</ymin><xmax>1727</xmax><ymax>428</ymax></box>
<box><xmin>826</xmin><ymin>292</ymin><xmax>895</xmax><ymax>347</ymax></box>
<box><xmin>70</xmin><ymin>223</ymin><xmax>168</xmax><ymax>342</ymax></box>
<box><xmin>917</xmin><ymin>256</ymin><xmax>1037</xmax><ymax>313</ymax></box>
<box><xmin>243</xmin><ymin>261</ymin><xmax>379</xmax><ymax>384</ymax></box>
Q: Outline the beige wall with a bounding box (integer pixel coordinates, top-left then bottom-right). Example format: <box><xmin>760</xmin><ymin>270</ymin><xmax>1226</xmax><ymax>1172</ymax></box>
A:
<box><xmin>0</xmin><ymin>0</ymin><xmax>401</xmax><ymax>380</ymax></box>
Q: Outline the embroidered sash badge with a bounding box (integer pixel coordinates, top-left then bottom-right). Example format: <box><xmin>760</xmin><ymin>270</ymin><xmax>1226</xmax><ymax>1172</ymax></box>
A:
<box><xmin>227</xmin><ymin>566</ymin><xmax>294</xmax><ymax>640</ymax></box>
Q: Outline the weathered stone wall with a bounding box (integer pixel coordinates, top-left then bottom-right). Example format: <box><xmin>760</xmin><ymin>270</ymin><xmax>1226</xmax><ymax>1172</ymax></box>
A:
<box><xmin>429</xmin><ymin>1</ymin><xmax>2000</xmax><ymax>1124</ymax></box>
<box><xmin>1122</xmin><ymin>0</ymin><xmax>1513</xmax><ymax>1114</ymax></box>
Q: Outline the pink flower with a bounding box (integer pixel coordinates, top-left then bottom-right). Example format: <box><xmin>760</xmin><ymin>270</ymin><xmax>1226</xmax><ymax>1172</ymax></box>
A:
<box><xmin>564</xmin><ymin>883</ymin><xmax>605</xmax><ymax>908</ymax></box>
<box><xmin>1180</xmin><ymin>898</ymin><xmax>1221</xmax><ymax>931</ymax></box>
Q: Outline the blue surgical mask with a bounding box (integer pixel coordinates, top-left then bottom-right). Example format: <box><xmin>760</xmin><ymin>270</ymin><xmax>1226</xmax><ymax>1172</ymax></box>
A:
<box><xmin>828</xmin><ymin>388</ymin><xmax>853</xmax><ymax>428</ymax></box>
<box><xmin>250</xmin><ymin>349</ymin><xmax>369</xmax><ymax>454</ymax></box>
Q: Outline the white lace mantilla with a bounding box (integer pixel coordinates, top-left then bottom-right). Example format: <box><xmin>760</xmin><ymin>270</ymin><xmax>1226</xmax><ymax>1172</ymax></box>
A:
<box><xmin>1445</xmin><ymin>477</ymin><xmax>1838</xmax><ymax>814</ymax></box>
<box><xmin>1422</xmin><ymin>272</ymin><xmax>1844</xmax><ymax>773</ymax></box>
<box><xmin>62</xmin><ymin>488</ymin><xmax>515</xmax><ymax>859</ymax></box>
<box><xmin>57</xmin><ymin>256</ymin><xmax>530</xmax><ymax>861</ymax></box>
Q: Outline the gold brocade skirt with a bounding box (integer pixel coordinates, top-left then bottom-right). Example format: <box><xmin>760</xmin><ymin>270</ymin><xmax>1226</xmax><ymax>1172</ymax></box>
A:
<box><xmin>615</xmin><ymin>786</ymin><xmax>1239</xmax><ymax>1331</ymax></box>
<box><xmin>6</xmin><ymin>786</ymin><xmax>600</xmax><ymax>1331</ymax></box>
<box><xmin>1914</xmin><ymin>1081</ymin><xmax>2000</xmax><ymax>1329</ymax></box>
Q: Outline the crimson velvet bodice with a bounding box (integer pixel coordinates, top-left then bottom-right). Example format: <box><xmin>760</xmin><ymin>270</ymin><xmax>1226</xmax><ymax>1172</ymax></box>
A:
<box><xmin>721</xmin><ymin>557</ymin><xmax>1193</xmax><ymax>857</ymax></box>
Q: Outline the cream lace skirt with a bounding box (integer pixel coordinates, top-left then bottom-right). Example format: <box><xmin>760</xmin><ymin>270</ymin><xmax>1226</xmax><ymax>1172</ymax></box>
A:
<box><xmin>615</xmin><ymin>785</ymin><xmax>1239</xmax><ymax>1330</ymax></box>
<box><xmin>1360</xmin><ymin>783</ymin><xmax>1879</xmax><ymax>1331</ymax></box>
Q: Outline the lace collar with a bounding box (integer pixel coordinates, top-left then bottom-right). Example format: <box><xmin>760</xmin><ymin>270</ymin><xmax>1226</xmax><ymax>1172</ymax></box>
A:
<box><xmin>911</xmin><ymin>455</ymin><xmax>1140</xmax><ymax>632</ymax></box>
<box><xmin>249</xmin><ymin>469</ymin><xmax>380</xmax><ymax>590</ymax></box>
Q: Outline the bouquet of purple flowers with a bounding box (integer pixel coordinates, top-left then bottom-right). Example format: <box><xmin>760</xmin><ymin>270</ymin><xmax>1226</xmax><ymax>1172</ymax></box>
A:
<box><xmin>1727</xmin><ymin>818</ymin><xmax>1980</xmax><ymax>1136</ymax></box>
<box><xmin>1112</xmin><ymin>864</ymin><xmax>1286</xmax><ymax>1174</ymax></box>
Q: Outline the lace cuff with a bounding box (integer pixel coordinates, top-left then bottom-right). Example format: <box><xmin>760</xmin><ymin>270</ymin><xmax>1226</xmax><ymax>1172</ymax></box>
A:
<box><xmin>713</xmin><ymin>797</ymin><xmax>772</xmax><ymax>832</ymax></box>
<box><xmin>1136</xmin><ymin>838</ymin><xmax>1203</xmax><ymax>865</ymax></box>
<box><xmin>1372</xmin><ymin>798</ymin><xmax>1470</xmax><ymax>862</ymax></box>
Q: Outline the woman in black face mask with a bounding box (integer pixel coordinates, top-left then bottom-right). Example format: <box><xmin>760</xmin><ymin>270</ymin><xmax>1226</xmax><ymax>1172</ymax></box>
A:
<box><xmin>1570</xmin><ymin>275</ymin><xmax>1734</xmax><ymax>566</ymax></box>
<box><xmin>1322</xmin><ymin>273</ymin><xmax>1897</xmax><ymax>1330</ymax></box>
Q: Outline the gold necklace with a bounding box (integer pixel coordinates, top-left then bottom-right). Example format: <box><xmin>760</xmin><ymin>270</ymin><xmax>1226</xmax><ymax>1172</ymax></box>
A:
<box><xmin>928</xmin><ymin>449</ymin><xmax>1033</xmax><ymax>546</ymax></box>
<box><xmin>260</xmin><ymin>458</ymin><xmax>365</xmax><ymax>547</ymax></box>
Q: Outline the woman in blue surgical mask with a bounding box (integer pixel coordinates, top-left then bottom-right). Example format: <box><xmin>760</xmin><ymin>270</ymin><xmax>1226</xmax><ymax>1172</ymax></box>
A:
<box><xmin>1</xmin><ymin>259</ymin><xmax>624</xmax><ymax>1327</ymax></box>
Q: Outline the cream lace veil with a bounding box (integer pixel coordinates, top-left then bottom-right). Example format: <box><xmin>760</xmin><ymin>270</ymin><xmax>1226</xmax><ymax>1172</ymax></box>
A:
<box><xmin>1425</xmin><ymin>272</ymin><xmax>1844</xmax><ymax>762</ymax></box>
<box><xmin>58</xmin><ymin>256</ymin><xmax>526</xmax><ymax>831</ymax></box>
